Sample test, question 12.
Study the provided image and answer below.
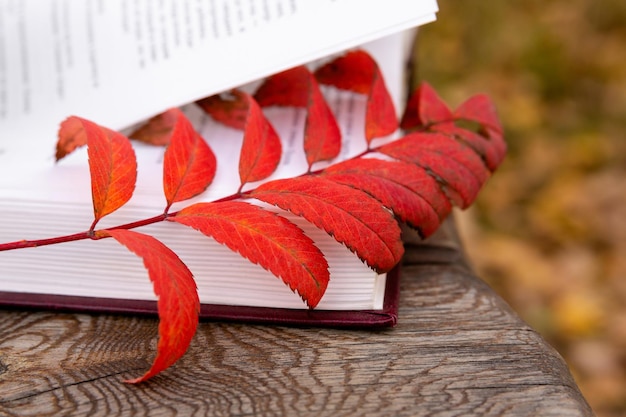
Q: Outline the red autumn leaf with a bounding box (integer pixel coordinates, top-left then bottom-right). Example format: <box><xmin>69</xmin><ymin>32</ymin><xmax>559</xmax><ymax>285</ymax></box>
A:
<box><xmin>451</xmin><ymin>93</ymin><xmax>507</xmax><ymax>169</ymax></box>
<box><xmin>60</xmin><ymin>116</ymin><xmax>138</xmax><ymax>226</ymax></box>
<box><xmin>56</xmin><ymin>116</ymin><xmax>120</xmax><ymax>161</ymax></box>
<box><xmin>322</xmin><ymin>158</ymin><xmax>451</xmax><ymax>237</ymax></box>
<box><xmin>162</xmin><ymin>109</ymin><xmax>216</xmax><ymax>210</ymax></box>
<box><xmin>251</xmin><ymin>176</ymin><xmax>404</xmax><ymax>273</ymax></box>
<box><xmin>197</xmin><ymin>90</ymin><xmax>282</xmax><ymax>189</ymax></box>
<box><xmin>378</xmin><ymin>132</ymin><xmax>490</xmax><ymax>208</ymax></box>
<box><xmin>196</xmin><ymin>90</ymin><xmax>249</xmax><ymax>130</ymax></box>
<box><xmin>97</xmin><ymin>229</ymin><xmax>199</xmax><ymax>384</ymax></box>
<box><xmin>254</xmin><ymin>66</ymin><xmax>341</xmax><ymax>169</ymax></box>
<box><xmin>431</xmin><ymin>122</ymin><xmax>506</xmax><ymax>172</ymax></box>
<box><xmin>170</xmin><ymin>201</ymin><xmax>329</xmax><ymax>308</ymax></box>
<box><xmin>129</xmin><ymin>108</ymin><xmax>182</xmax><ymax>146</ymax></box>
<box><xmin>408</xmin><ymin>132</ymin><xmax>490</xmax><ymax>183</ymax></box>
<box><xmin>454</xmin><ymin>93</ymin><xmax>503</xmax><ymax>135</ymax></box>
<box><xmin>483</xmin><ymin>126</ymin><xmax>507</xmax><ymax>166</ymax></box>
<box><xmin>400</xmin><ymin>82</ymin><xmax>454</xmax><ymax>130</ymax></box>
<box><xmin>314</xmin><ymin>50</ymin><xmax>397</xmax><ymax>144</ymax></box>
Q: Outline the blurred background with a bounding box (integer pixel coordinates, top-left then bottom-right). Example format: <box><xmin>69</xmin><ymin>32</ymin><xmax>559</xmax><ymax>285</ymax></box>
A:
<box><xmin>413</xmin><ymin>1</ymin><xmax>626</xmax><ymax>416</ymax></box>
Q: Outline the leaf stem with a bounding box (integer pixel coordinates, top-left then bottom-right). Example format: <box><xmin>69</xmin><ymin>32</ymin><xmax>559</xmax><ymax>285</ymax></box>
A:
<box><xmin>0</xmin><ymin>231</ymin><xmax>93</xmax><ymax>251</ymax></box>
<box><xmin>89</xmin><ymin>218</ymin><xmax>99</xmax><ymax>234</ymax></box>
<box><xmin>0</xmin><ymin>213</ymin><xmax>168</xmax><ymax>252</ymax></box>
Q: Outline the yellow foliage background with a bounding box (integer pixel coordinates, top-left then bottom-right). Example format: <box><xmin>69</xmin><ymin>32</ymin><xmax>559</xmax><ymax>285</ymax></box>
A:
<box><xmin>415</xmin><ymin>2</ymin><xmax>626</xmax><ymax>416</ymax></box>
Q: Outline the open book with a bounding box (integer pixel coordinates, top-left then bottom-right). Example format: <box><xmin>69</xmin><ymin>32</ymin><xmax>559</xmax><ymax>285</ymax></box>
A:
<box><xmin>0</xmin><ymin>0</ymin><xmax>439</xmax><ymax>327</ymax></box>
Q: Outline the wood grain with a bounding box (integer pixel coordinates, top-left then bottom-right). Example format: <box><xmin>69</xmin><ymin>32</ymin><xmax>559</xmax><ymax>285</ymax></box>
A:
<box><xmin>0</xmin><ymin>219</ymin><xmax>593</xmax><ymax>416</ymax></box>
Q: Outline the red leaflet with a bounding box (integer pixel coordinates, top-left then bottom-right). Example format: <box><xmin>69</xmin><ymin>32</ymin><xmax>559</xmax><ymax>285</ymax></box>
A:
<box><xmin>378</xmin><ymin>132</ymin><xmax>489</xmax><ymax>208</ymax></box>
<box><xmin>400</xmin><ymin>82</ymin><xmax>454</xmax><ymax>130</ymax></box>
<box><xmin>59</xmin><ymin>116</ymin><xmax>138</xmax><ymax>227</ymax></box>
<box><xmin>196</xmin><ymin>90</ymin><xmax>249</xmax><ymax>130</ymax></box>
<box><xmin>254</xmin><ymin>66</ymin><xmax>341</xmax><ymax>169</ymax></box>
<box><xmin>170</xmin><ymin>201</ymin><xmax>329</xmax><ymax>307</ymax></box>
<box><xmin>421</xmin><ymin>132</ymin><xmax>489</xmax><ymax>184</ymax></box>
<box><xmin>431</xmin><ymin>123</ymin><xmax>506</xmax><ymax>172</ymax></box>
<box><xmin>98</xmin><ymin>229</ymin><xmax>199</xmax><ymax>384</ymax></box>
<box><xmin>454</xmin><ymin>93</ymin><xmax>503</xmax><ymax>135</ymax></box>
<box><xmin>314</xmin><ymin>50</ymin><xmax>397</xmax><ymax>144</ymax></box>
<box><xmin>129</xmin><ymin>108</ymin><xmax>182</xmax><ymax>146</ymax></box>
<box><xmin>483</xmin><ymin>126</ymin><xmax>507</xmax><ymax>167</ymax></box>
<box><xmin>162</xmin><ymin>109</ymin><xmax>216</xmax><ymax>211</ymax></box>
<box><xmin>56</xmin><ymin>116</ymin><xmax>120</xmax><ymax>161</ymax></box>
<box><xmin>197</xmin><ymin>90</ymin><xmax>282</xmax><ymax>189</ymax></box>
<box><xmin>452</xmin><ymin>94</ymin><xmax>507</xmax><ymax>168</ymax></box>
<box><xmin>250</xmin><ymin>176</ymin><xmax>404</xmax><ymax>273</ymax></box>
<box><xmin>399</xmin><ymin>84</ymin><xmax>506</xmax><ymax>172</ymax></box>
<box><xmin>322</xmin><ymin>158</ymin><xmax>451</xmax><ymax>237</ymax></box>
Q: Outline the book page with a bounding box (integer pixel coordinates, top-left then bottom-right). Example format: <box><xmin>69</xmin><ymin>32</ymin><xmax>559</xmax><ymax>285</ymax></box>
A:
<box><xmin>0</xmin><ymin>0</ymin><xmax>437</xmax><ymax>156</ymax></box>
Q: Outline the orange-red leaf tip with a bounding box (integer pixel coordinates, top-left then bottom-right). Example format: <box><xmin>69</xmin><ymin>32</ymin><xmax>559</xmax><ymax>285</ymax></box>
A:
<box><xmin>56</xmin><ymin>116</ymin><xmax>88</xmax><ymax>161</ymax></box>
<box><xmin>129</xmin><ymin>108</ymin><xmax>183</xmax><ymax>146</ymax></box>
<box><xmin>400</xmin><ymin>82</ymin><xmax>453</xmax><ymax>130</ymax></box>
<box><xmin>103</xmin><ymin>229</ymin><xmax>199</xmax><ymax>383</ymax></box>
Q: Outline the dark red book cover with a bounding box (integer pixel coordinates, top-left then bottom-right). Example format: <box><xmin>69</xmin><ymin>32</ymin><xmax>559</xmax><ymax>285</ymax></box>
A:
<box><xmin>0</xmin><ymin>266</ymin><xmax>400</xmax><ymax>328</ymax></box>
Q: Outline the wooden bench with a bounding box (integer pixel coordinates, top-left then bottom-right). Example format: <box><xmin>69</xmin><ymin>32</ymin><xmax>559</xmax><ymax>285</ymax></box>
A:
<box><xmin>0</xmin><ymin>217</ymin><xmax>593</xmax><ymax>416</ymax></box>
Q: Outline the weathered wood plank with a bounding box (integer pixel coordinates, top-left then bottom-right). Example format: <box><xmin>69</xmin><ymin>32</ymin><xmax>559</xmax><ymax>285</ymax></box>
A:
<box><xmin>0</xmin><ymin>219</ymin><xmax>593</xmax><ymax>416</ymax></box>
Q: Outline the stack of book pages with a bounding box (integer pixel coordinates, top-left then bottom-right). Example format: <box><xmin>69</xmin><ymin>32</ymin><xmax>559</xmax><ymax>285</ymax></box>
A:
<box><xmin>0</xmin><ymin>0</ymin><xmax>439</xmax><ymax>326</ymax></box>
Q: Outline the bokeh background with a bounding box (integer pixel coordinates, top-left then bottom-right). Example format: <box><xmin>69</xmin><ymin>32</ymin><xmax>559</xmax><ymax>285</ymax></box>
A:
<box><xmin>413</xmin><ymin>1</ymin><xmax>626</xmax><ymax>416</ymax></box>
